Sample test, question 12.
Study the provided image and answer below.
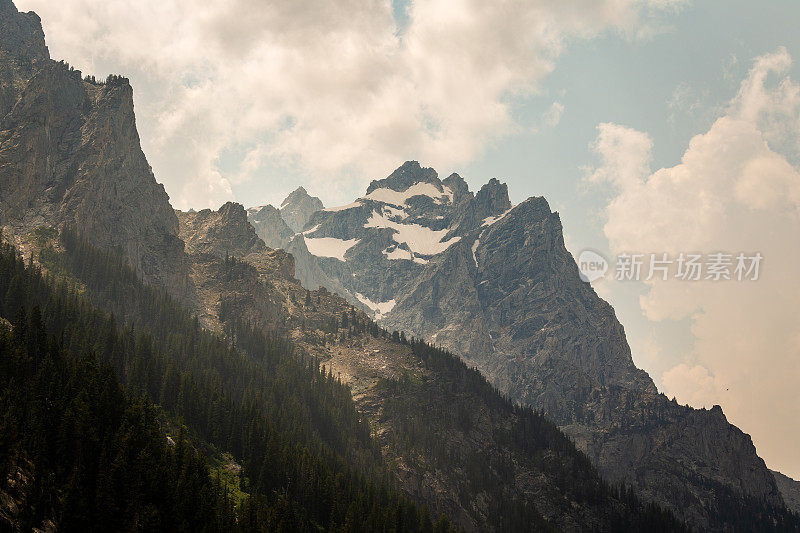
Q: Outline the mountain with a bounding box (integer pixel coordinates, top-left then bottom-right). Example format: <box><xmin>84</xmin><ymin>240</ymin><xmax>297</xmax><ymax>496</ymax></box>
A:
<box><xmin>0</xmin><ymin>0</ymin><xmax>187</xmax><ymax>297</ymax></box>
<box><xmin>0</xmin><ymin>1</ymin><xmax>797</xmax><ymax>530</ymax></box>
<box><xmin>773</xmin><ymin>470</ymin><xmax>800</xmax><ymax>515</ymax></box>
<box><xmin>253</xmin><ymin>161</ymin><xmax>796</xmax><ymax>529</ymax></box>
<box><xmin>278</xmin><ymin>186</ymin><xmax>324</xmax><ymax>233</ymax></box>
<box><xmin>247</xmin><ymin>202</ymin><xmax>357</xmax><ymax>304</ymax></box>
<box><xmin>0</xmin><ymin>5</ymin><xmax>693</xmax><ymax>529</ymax></box>
<box><xmin>174</xmin><ymin>205</ymin><xmax>688</xmax><ymax>530</ymax></box>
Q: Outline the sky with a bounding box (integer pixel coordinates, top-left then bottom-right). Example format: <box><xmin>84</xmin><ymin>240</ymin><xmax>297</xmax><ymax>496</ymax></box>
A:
<box><xmin>15</xmin><ymin>0</ymin><xmax>800</xmax><ymax>479</ymax></box>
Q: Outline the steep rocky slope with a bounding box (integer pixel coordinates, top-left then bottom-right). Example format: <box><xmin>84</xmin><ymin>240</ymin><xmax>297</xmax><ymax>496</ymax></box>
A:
<box><xmin>251</xmin><ymin>161</ymin><xmax>795</xmax><ymax>529</ymax></box>
<box><xmin>175</xmin><ymin>202</ymin><xmax>686</xmax><ymax>532</ymax></box>
<box><xmin>773</xmin><ymin>470</ymin><xmax>800</xmax><ymax>515</ymax></box>
<box><xmin>0</xmin><ymin>0</ymin><xmax>187</xmax><ymax>297</ymax></box>
<box><xmin>248</xmin><ymin>202</ymin><xmax>358</xmax><ymax>304</ymax></box>
<box><xmin>278</xmin><ymin>186</ymin><xmax>323</xmax><ymax>232</ymax></box>
<box><xmin>176</xmin><ymin>202</ymin><xmax>296</xmax><ymax>332</ymax></box>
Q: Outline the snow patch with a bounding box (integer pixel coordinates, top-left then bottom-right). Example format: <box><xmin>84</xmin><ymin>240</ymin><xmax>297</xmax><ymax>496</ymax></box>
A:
<box><xmin>304</xmin><ymin>237</ymin><xmax>359</xmax><ymax>261</ymax></box>
<box><xmin>302</xmin><ymin>224</ymin><xmax>320</xmax><ymax>235</ymax></box>
<box><xmin>365</xmin><ymin>182</ymin><xmax>451</xmax><ymax>206</ymax></box>
<box><xmin>471</xmin><ymin>239</ymin><xmax>480</xmax><ymax>267</ymax></box>
<box><xmin>355</xmin><ymin>293</ymin><xmax>396</xmax><ymax>320</ymax></box>
<box><xmin>365</xmin><ymin>210</ymin><xmax>460</xmax><ymax>255</ymax></box>
<box><xmin>481</xmin><ymin>207</ymin><xmax>514</xmax><ymax>227</ymax></box>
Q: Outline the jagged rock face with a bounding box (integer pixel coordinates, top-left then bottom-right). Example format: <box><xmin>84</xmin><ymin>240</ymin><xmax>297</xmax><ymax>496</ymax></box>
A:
<box><xmin>278</xmin><ymin>186</ymin><xmax>323</xmax><ymax>233</ymax></box>
<box><xmin>179</xmin><ymin>202</ymin><xmax>268</xmax><ymax>258</ymax></box>
<box><xmin>388</xmin><ymin>195</ymin><xmax>657</xmax><ymax>425</ymax></box>
<box><xmin>247</xmin><ymin>203</ymin><xmax>359</xmax><ymax>302</ymax></box>
<box><xmin>0</xmin><ymin>0</ymin><xmax>48</xmax><ymax>64</ymax></box>
<box><xmin>0</xmin><ymin>1</ymin><xmax>186</xmax><ymax>295</ymax></box>
<box><xmin>772</xmin><ymin>470</ymin><xmax>800</xmax><ymax>515</ymax></box>
<box><xmin>565</xmin><ymin>389</ymin><xmax>785</xmax><ymax>526</ymax></box>
<box><xmin>250</xmin><ymin>161</ymin><xmax>788</xmax><ymax>528</ymax></box>
<box><xmin>177</xmin><ymin>202</ymin><xmax>297</xmax><ymax>331</ymax></box>
<box><xmin>248</xmin><ymin>204</ymin><xmax>294</xmax><ymax>247</ymax></box>
<box><xmin>365</xmin><ymin>160</ymin><xmax>440</xmax><ymax>195</ymax></box>
<box><xmin>0</xmin><ymin>0</ymin><xmax>47</xmax><ymax>118</ymax></box>
<box><xmin>177</xmin><ymin>202</ymin><xmax>295</xmax><ymax>283</ymax></box>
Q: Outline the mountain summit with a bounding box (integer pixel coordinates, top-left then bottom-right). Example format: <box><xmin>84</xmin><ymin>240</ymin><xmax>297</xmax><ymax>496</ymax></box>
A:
<box><xmin>250</xmin><ymin>161</ymin><xmax>792</xmax><ymax>528</ymax></box>
<box><xmin>278</xmin><ymin>186</ymin><xmax>324</xmax><ymax>232</ymax></box>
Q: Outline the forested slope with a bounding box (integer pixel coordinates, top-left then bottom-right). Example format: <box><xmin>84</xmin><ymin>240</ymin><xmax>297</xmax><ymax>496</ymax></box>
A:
<box><xmin>0</xmin><ymin>234</ymin><xmax>455</xmax><ymax>532</ymax></box>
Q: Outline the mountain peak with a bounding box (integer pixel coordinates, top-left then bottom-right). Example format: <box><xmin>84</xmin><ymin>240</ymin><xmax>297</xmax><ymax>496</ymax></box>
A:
<box><xmin>280</xmin><ymin>186</ymin><xmax>314</xmax><ymax>207</ymax></box>
<box><xmin>475</xmin><ymin>178</ymin><xmax>511</xmax><ymax>215</ymax></box>
<box><xmin>366</xmin><ymin>161</ymin><xmax>441</xmax><ymax>195</ymax></box>
<box><xmin>279</xmin><ymin>186</ymin><xmax>323</xmax><ymax>232</ymax></box>
<box><xmin>178</xmin><ymin>202</ymin><xmax>266</xmax><ymax>259</ymax></box>
<box><xmin>218</xmin><ymin>200</ymin><xmax>248</xmax><ymax>222</ymax></box>
<box><xmin>442</xmin><ymin>173</ymin><xmax>471</xmax><ymax>203</ymax></box>
<box><xmin>0</xmin><ymin>0</ymin><xmax>49</xmax><ymax>62</ymax></box>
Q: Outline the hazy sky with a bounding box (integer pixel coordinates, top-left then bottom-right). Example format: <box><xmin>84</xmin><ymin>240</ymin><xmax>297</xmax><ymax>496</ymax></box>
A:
<box><xmin>16</xmin><ymin>0</ymin><xmax>800</xmax><ymax>478</ymax></box>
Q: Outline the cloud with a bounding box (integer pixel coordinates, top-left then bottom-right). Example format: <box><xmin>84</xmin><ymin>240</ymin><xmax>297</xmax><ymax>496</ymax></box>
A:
<box><xmin>16</xmin><ymin>0</ymin><xmax>682</xmax><ymax>209</ymax></box>
<box><xmin>662</xmin><ymin>362</ymin><xmax>723</xmax><ymax>406</ymax></box>
<box><xmin>543</xmin><ymin>101</ymin><xmax>565</xmax><ymax>128</ymax></box>
<box><xmin>588</xmin><ymin>48</ymin><xmax>800</xmax><ymax>477</ymax></box>
<box><xmin>587</xmin><ymin>122</ymin><xmax>653</xmax><ymax>188</ymax></box>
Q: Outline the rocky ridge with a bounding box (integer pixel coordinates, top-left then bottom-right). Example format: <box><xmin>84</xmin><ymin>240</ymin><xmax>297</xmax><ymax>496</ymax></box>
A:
<box><xmin>773</xmin><ymin>469</ymin><xmax>800</xmax><ymax>515</ymax></box>
<box><xmin>251</xmin><ymin>161</ymin><xmax>797</xmax><ymax>529</ymax></box>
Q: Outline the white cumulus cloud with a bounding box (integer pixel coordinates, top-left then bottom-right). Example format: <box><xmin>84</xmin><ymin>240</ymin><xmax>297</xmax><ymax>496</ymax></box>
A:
<box><xmin>16</xmin><ymin>0</ymin><xmax>682</xmax><ymax>209</ymax></box>
<box><xmin>589</xmin><ymin>48</ymin><xmax>800</xmax><ymax>478</ymax></box>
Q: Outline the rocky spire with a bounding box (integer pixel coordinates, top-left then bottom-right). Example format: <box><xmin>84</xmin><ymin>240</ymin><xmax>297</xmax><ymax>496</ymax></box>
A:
<box><xmin>279</xmin><ymin>186</ymin><xmax>323</xmax><ymax>232</ymax></box>
<box><xmin>442</xmin><ymin>173</ymin><xmax>472</xmax><ymax>204</ymax></box>
<box><xmin>475</xmin><ymin>178</ymin><xmax>511</xmax><ymax>216</ymax></box>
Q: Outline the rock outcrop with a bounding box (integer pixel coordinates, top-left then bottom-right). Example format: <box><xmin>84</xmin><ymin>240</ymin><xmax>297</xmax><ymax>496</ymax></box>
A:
<box><xmin>0</xmin><ymin>0</ymin><xmax>187</xmax><ymax>297</ymax></box>
<box><xmin>176</xmin><ymin>203</ymin><xmax>296</xmax><ymax>331</ymax></box>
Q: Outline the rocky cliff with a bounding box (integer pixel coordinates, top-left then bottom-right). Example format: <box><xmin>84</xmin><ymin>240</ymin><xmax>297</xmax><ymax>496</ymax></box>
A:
<box><xmin>0</xmin><ymin>0</ymin><xmax>187</xmax><ymax>296</ymax></box>
<box><xmin>249</xmin><ymin>161</ymin><xmax>794</xmax><ymax>529</ymax></box>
